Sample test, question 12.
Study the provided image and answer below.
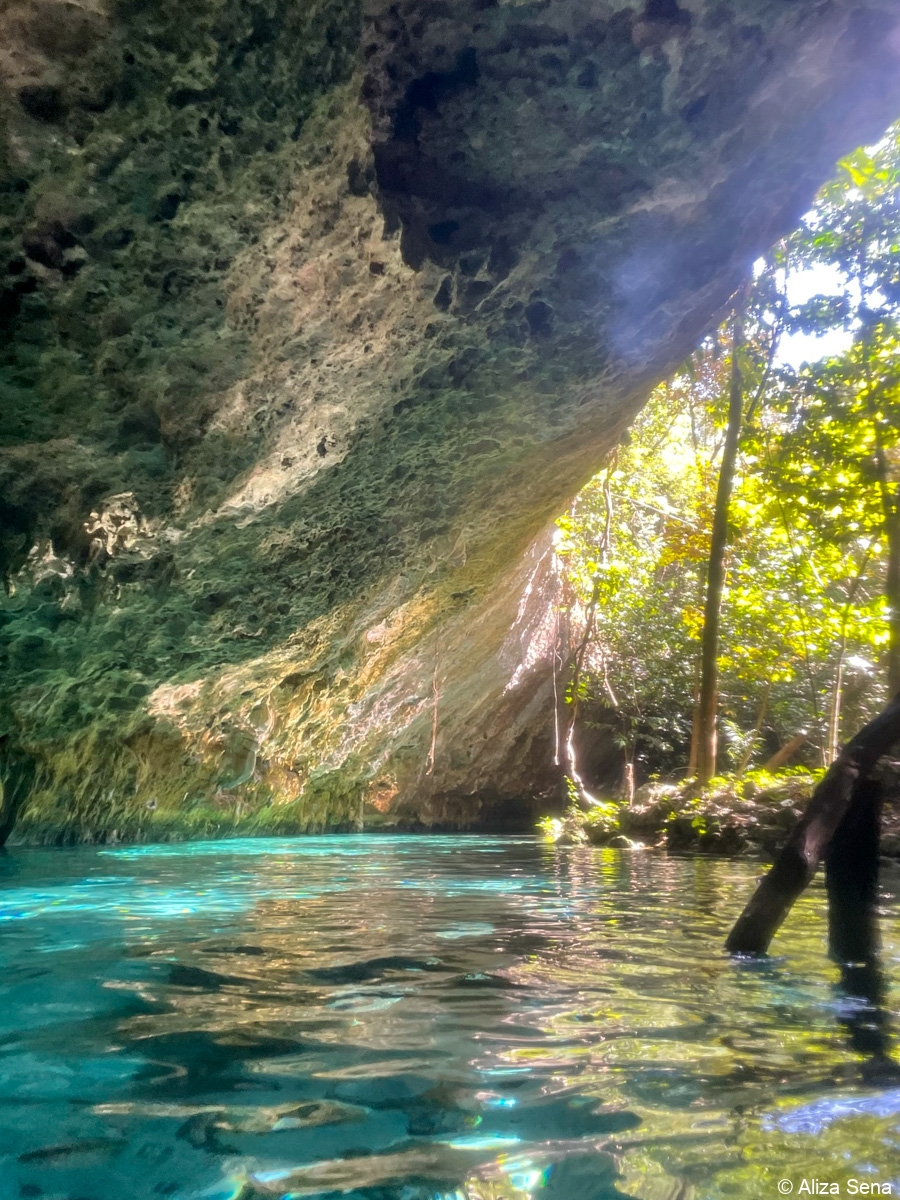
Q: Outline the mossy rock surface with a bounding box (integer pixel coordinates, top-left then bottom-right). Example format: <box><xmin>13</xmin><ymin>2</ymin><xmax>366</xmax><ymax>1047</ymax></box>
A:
<box><xmin>4</xmin><ymin>2</ymin><xmax>900</xmax><ymax>840</ymax></box>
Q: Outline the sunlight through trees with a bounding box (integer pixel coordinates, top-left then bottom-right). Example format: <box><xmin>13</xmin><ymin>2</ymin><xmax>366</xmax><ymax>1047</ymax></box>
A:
<box><xmin>559</xmin><ymin>126</ymin><xmax>900</xmax><ymax>792</ymax></box>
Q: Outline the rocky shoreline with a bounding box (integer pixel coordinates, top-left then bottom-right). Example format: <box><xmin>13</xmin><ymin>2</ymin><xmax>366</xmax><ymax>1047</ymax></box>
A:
<box><xmin>542</xmin><ymin>768</ymin><xmax>900</xmax><ymax>859</ymax></box>
<box><xmin>9</xmin><ymin>767</ymin><xmax>900</xmax><ymax>857</ymax></box>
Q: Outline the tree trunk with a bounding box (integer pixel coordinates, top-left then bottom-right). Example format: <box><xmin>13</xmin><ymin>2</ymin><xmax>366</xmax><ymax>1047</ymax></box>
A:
<box><xmin>826</xmin><ymin>543</ymin><xmax>875</xmax><ymax>764</ymax></box>
<box><xmin>687</xmin><ymin>657</ymin><xmax>701</xmax><ymax>777</ymax></box>
<box><xmin>695</xmin><ymin>297</ymin><xmax>745</xmax><ymax>785</ymax></box>
<box><xmin>887</xmin><ymin>486</ymin><xmax>900</xmax><ymax>694</ymax></box>
<box><xmin>837</xmin><ymin>958</ymin><xmax>895</xmax><ymax>1074</ymax></box>
<box><xmin>736</xmin><ymin>682</ymin><xmax>770</xmax><ymax>776</ymax></box>
<box><xmin>826</xmin><ymin>658</ymin><xmax>844</xmax><ymax>766</ymax></box>
<box><xmin>623</xmin><ymin>759</ymin><xmax>635</xmax><ymax>804</ymax></box>
<box><xmin>825</xmin><ymin>775</ymin><xmax>882</xmax><ymax>966</ymax></box>
<box><xmin>861</xmin><ymin>312</ymin><xmax>900</xmax><ymax>697</ymax></box>
<box><xmin>762</xmin><ymin>732</ymin><xmax>807</xmax><ymax>772</ymax></box>
<box><xmin>726</xmin><ymin>688</ymin><xmax>900</xmax><ymax>955</ymax></box>
<box><xmin>829</xmin><ymin>786</ymin><xmax>895</xmax><ymax>1074</ymax></box>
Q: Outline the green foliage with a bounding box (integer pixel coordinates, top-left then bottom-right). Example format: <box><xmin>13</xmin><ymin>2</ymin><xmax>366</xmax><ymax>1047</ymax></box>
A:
<box><xmin>538</xmin><ymin>769</ymin><xmax>817</xmax><ymax>854</ymax></box>
<box><xmin>581</xmin><ymin>799</ymin><xmax>623</xmax><ymax>835</ymax></box>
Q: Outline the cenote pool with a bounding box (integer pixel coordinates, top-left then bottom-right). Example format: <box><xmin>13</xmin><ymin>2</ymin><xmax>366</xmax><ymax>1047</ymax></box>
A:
<box><xmin>1</xmin><ymin>836</ymin><xmax>900</xmax><ymax>1200</ymax></box>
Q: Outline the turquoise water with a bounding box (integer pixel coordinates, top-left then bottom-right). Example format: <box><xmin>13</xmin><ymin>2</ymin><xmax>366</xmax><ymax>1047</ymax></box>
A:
<box><xmin>1</xmin><ymin>836</ymin><xmax>900</xmax><ymax>1199</ymax></box>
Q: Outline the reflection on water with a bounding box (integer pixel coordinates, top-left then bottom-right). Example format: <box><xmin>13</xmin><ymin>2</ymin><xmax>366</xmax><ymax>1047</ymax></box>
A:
<box><xmin>1</xmin><ymin>836</ymin><xmax>899</xmax><ymax>1199</ymax></box>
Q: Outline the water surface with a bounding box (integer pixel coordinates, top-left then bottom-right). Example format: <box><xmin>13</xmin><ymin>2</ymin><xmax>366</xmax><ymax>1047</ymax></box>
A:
<box><xmin>1</xmin><ymin>836</ymin><xmax>899</xmax><ymax>1199</ymax></box>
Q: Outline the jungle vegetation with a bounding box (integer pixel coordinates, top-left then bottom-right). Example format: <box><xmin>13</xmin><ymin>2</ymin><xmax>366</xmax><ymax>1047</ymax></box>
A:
<box><xmin>558</xmin><ymin>125</ymin><xmax>900</xmax><ymax>802</ymax></box>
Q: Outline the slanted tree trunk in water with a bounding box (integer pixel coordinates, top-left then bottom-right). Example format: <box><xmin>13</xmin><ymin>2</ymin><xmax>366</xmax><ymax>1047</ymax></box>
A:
<box><xmin>726</xmin><ymin>689</ymin><xmax>900</xmax><ymax>955</ymax></box>
<box><xmin>695</xmin><ymin>295</ymin><xmax>746</xmax><ymax>785</ymax></box>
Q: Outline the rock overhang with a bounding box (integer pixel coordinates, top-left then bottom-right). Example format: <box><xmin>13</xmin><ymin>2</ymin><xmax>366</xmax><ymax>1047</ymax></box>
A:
<box><xmin>2</xmin><ymin>1</ymin><xmax>900</xmax><ymax>839</ymax></box>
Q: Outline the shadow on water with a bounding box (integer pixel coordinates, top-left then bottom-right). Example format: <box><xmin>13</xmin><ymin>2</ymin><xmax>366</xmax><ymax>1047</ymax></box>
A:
<box><xmin>835</xmin><ymin>958</ymin><xmax>900</xmax><ymax>1081</ymax></box>
<box><xmin>822</xmin><ymin>775</ymin><xmax>900</xmax><ymax>1082</ymax></box>
<box><xmin>1</xmin><ymin>839</ymin><xmax>900</xmax><ymax>1199</ymax></box>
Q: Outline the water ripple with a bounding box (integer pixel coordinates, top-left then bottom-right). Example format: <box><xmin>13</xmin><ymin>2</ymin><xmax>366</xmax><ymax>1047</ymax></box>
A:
<box><xmin>0</xmin><ymin>838</ymin><xmax>898</xmax><ymax>1199</ymax></box>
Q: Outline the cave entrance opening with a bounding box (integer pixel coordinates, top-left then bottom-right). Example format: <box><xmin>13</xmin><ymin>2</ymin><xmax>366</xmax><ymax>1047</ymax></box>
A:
<box><xmin>546</xmin><ymin>119</ymin><xmax>900</xmax><ymax>960</ymax></box>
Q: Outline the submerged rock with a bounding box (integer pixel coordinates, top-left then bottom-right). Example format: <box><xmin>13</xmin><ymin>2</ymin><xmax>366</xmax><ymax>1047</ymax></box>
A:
<box><xmin>3</xmin><ymin>3</ymin><xmax>900</xmax><ymax>837</ymax></box>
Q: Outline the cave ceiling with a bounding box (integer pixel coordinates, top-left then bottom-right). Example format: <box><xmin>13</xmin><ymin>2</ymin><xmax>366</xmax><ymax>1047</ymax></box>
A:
<box><xmin>2</xmin><ymin>0</ymin><xmax>900</xmax><ymax>838</ymax></box>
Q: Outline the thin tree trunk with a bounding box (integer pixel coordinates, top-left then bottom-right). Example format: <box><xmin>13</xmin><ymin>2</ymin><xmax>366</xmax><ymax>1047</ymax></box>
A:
<box><xmin>726</xmin><ymin>688</ymin><xmax>900</xmax><ymax>955</ymax></box>
<box><xmin>870</xmin><ymin>458</ymin><xmax>900</xmax><ymax>694</ymax></box>
<box><xmin>827</xmin><ymin>658</ymin><xmax>845</xmax><ymax>766</ymax></box>
<box><xmin>736</xmin><ymin>682</ymin><xmax>770</xmax><ymax>776</ymax></box>
<box><xmin>825</xmin><ymin>539</ymin><xmax>875</xmax><ymax>763</ymax></box>
<box><xmin>887</xmin><ymin>490</ymin><xmax>900</xmax><ymax>694</ymax></box>
<box><xmin>695</xmin><ymin>295</ymin><xmax>745</xmax><ymax>785</ymax></box>
<box><xmin>861</xmin><ymin>316</ymin><xmax>900</xmax><ymax>695</ymax></box>
<box><xmin>623</xmin><ymin>758</ymin><xmax>635</xmax><ymax>804</ymax></box>
<box><xmin>762</xmin><ymin>732</ymin><xmax>807</xmax><ymax>772</ymax></box>
<box><xmin>825</xmin><ymin>518</ymin><xmax>883</xmax><ymax>758</ymax></box>
<box><xmin>687</xmin><ymin>675</ymin><xmax>701</xmax><ymax>778</ymax></box>
<box><xmin>686</xmin><ymin>569</ymin><xmax>705</xmax><ymax>778</ymax></box>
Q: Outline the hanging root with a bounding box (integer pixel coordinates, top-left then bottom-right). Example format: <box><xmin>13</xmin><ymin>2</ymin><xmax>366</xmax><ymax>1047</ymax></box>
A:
<box><xmin>425</xmin><ymin>639</ymin><xmax>440</xmax><ymax>777</ymax></box>
<box><xmin>560</xmin><ymin>457</ymin><xmax>615</xmax><ymax>810</ymax></box>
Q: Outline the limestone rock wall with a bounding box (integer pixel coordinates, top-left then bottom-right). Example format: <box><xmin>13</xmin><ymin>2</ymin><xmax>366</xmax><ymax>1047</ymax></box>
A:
<box><xmin>2</xmin><ymin>1</ymin><xmax>900</xmax><ymax>840</ymax></box>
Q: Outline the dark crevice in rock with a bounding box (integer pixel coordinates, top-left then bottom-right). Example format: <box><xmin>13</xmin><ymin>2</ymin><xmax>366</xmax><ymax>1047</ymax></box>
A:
<box><xmin>18</xmin><ymin>84</ymin><xmax>68</xmax><ymax>123</ymax></box>
<box><xmin>643</xmin><ymin>0</ymin><xmax>691</xmax><ymax>27</ymax></box>
<box><xmin>394</xmin><ymin>46</ymin><xmax>479</xmax><ymax>141</ymax></box>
